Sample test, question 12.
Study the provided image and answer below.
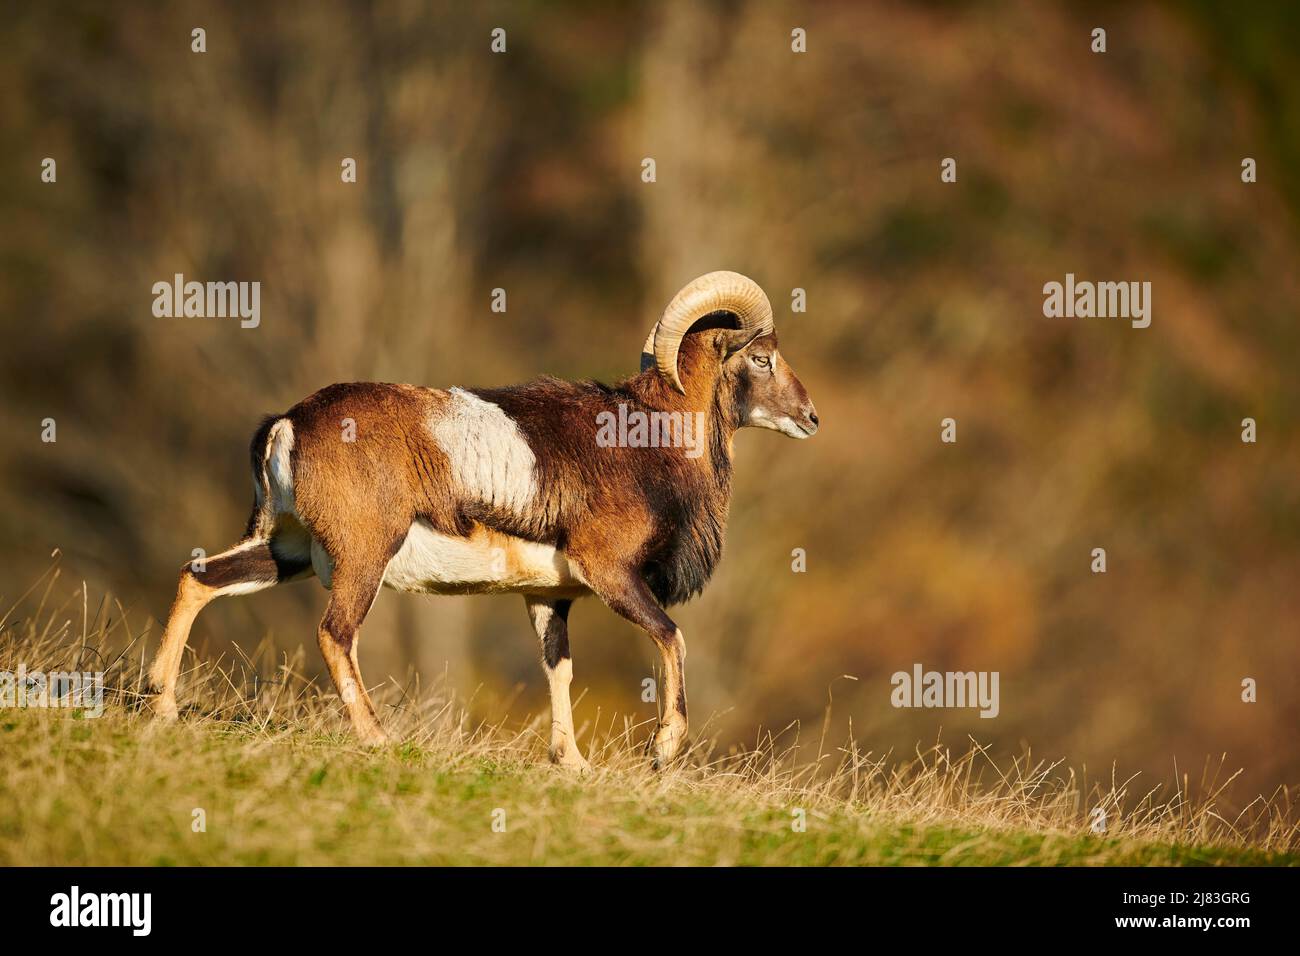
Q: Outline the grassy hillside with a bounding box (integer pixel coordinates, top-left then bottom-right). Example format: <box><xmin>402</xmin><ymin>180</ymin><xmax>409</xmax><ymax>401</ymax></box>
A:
<box><xmin>5</xmin><ymin>707</ymin><xmax>1294</xmax><ymax>868</ymax></box>
<box><xmin>1</xmin><ymin>571</ymin><xmax>1295</xmax><ymax>866</ymax></box>
<box><xmin>3</xmin><ymin>709</ymin><xmax>1295</xmax><ymax>867</ymax></box>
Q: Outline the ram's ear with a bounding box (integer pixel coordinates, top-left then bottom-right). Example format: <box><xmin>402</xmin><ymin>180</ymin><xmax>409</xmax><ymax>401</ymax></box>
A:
<box><xmin>720</xmin><ymin>326</ymin><xmax>764</xmax><ymax>358</ymax></box>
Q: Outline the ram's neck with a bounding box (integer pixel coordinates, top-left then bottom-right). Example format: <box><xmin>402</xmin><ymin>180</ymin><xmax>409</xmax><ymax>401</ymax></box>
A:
<box><xmin>634</xmin><ymin>330</ymin><xmax>743</xmax><ymax>431</ymax></box>
<box><xmin>625</xmin><ymin>370</ymin><xmax>738</xmax><ymax>479</ymax></box>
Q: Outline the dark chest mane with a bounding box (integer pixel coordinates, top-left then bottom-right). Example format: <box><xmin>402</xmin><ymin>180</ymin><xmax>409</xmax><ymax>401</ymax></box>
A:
<box><xmin>640</xmin><ymin>391</ymin><xmax>735</xmax><ymax>607</ymax></box>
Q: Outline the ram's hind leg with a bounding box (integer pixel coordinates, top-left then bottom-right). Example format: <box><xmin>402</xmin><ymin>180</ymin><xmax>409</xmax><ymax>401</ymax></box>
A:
<box><xmin>525</xmin><ymin>596</ymin><xmax>589</xmax><ymax>773</ymax></box>
<box><xmin>147</xmin><ymin>535</ymin><xmax>312</xmax><ymax>719</ymax></box>
<box><xmin>316</xmin><ymin>560</ymin><xmax>392</xmax><ymax>746</ymax></box>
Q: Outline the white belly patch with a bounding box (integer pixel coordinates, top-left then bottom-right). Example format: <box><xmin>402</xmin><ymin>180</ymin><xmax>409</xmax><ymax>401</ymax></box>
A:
<box><xmin>382</xmin><ymin>520</ymin><xmax>587</xmax><ymax>596</ymax></box>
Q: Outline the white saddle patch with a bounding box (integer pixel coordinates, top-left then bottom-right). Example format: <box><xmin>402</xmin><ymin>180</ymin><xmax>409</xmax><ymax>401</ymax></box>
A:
<box><xmin>430</xmin><ymin>388</ymin><xmax>539</xmax><ymax>516</ymax></box>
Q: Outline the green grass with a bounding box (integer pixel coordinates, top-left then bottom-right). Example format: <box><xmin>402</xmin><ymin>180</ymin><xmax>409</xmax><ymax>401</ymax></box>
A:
<box><xmin>2</xmin><ymin>571</ymin><xmax>1297</xmax><ymax>866</ymax></box>
<box><xmin>1</xmin><ymin>707</ymin><xmax>1294</xmax><ymax>866</ymax></box>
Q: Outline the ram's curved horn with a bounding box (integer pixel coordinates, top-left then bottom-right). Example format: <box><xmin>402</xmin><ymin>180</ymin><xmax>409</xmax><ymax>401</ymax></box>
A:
<box><xmin>641</xmin><ymin>271</ymin><xmax>775</xmax><ymax>394</ymax></box>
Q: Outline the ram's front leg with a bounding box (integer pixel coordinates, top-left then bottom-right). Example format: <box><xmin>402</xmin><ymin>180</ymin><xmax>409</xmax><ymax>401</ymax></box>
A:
<box><xmin>646</xmin><ymin>626</ymin><xmax>687</xmax><ymax>769</ymax></box>
<box><xmin>578</xmin><ymin>563</ymin><xmax>688</xmax><ymax>769</ymax></box>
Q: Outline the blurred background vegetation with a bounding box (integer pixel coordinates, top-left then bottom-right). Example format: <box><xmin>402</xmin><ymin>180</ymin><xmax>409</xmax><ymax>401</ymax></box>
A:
<box><xmin>2</xmin><ymin>1</ymin><xmax>1297</xmax><ymax>798</ymax></box>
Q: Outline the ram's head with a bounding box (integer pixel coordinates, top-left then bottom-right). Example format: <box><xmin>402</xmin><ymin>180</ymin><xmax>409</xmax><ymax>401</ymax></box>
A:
<box><xmin>641</xmin><ymin>271</ymin><xmax>819</xmax><ymax>438</ymax></box>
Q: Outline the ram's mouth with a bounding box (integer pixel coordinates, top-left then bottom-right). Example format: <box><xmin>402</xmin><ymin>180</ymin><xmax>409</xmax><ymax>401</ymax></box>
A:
<box><xmin>783</xmin><ymin>417</ymin><xmax>816</xmax><ymax>439</ymax></box>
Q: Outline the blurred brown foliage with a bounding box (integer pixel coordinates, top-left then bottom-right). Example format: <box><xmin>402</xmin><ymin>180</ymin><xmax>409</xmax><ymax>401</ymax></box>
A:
<box><xmin>2</xmin><ymin>1</ymin><xmax>1298</xmax><ymax>796</ymax></box>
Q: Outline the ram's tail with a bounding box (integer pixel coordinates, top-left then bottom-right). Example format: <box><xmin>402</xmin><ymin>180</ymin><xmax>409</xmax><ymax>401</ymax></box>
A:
<box><xmin>244</xmin><ymin>414</ymin><xmax>296</xmax><ymax>539</ymax></box>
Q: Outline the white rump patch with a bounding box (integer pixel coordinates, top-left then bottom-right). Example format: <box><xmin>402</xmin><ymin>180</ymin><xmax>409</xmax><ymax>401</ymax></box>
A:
<box><xmin>430</xmin><ymin>388</ymin><xmax>538</xmax><ymax>515</ymax></box>
<box><xmin>265</xmin><ymin>418</ymin><xmax>296</xmax><ymax>512</ymax></box>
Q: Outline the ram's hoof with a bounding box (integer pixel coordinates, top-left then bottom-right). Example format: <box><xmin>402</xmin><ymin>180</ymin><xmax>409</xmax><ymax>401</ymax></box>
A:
<box><xmin>149</xmin><ymin>696</ymin><xmax>179</xmax><ymax>722</ymax></box>
<box><xmin>648</xmin><ymin>720</ymin><xmax>686</xmax><ymax>770</ymax></box>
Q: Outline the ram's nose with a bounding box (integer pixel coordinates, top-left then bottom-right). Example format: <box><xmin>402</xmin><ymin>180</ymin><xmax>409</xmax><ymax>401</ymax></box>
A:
<box><xmin>800</xmin><ymin>404</ymin><xmax>819</xmax><ymax>436</ymax></box>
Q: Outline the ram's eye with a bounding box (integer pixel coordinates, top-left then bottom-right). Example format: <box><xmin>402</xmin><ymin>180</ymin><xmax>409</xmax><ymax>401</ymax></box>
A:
<box><xmin>752</xmin><ymin>355</ymin><xmax>771</xmax><ymax>369</ymax></box>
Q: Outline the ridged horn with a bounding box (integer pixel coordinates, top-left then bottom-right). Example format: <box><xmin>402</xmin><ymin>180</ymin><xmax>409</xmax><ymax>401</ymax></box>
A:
<box><xmin>641</xmin><ymin>271</ymin><xmax>774</xmax><ymax>394</ymax></box>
